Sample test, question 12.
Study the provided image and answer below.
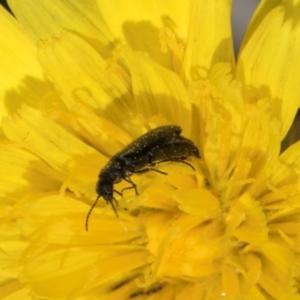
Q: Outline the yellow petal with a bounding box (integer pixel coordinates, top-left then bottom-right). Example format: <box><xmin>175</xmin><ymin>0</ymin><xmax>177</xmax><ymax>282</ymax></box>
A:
<box><xmin>2</xmin><ymin>105</ymin><xmax>101</xmax><ymax>176</ymax></box>
<box><xmin>241</xmin><ymin>0</ymin><xmax>281</xmax><ymax>49</ymax></box>
<box><xmin>0</xmin><ymin>6</ymin><xmax>48</xmax><ymax>119</ymax></box>
<box><xmin>8</xmin><ymin>0</ymin><xmax>114</xmax><ymax>58</ymax></box>
<box><xmin>237</xmin><ymin>6</ymin><xmax>300</xmax><ymax>138</ymax></box>
<box><xmin>17</xmin><ymin>195</ymin><xmax>149</xmax><ymax>298</ymax></box>
<box><xmin>227</xmin><ymin>99</ymin><xmax>280</xmax><ymax>200</ymax></box>
<box><xmin>38</xmin><ymin>32</ymin><xmax>131</xmax><ymax>113</ymax></box>
<box><xmin>228</xmin><ymin>194</ymin><xmax>268</xmax><ymax>245</ymax></box>
<box><xmin>182</xmin><ymin>0</ymin><xmax>235</xmax><ymax>81</ymax></box>
<box><xmin>123</xmin><ymin>50</ymin><xmax>192</xmax><ymax>133</ymax></box>
<box><xmin>221</xmin><ymin>264</ymin><xmax>240</xmax><ymax>296</ymax></box>
<box><xmin>22</xmin><ymin>246</ymin><xmax>148</xmax><ymax>298</ymax></box>
<box><xmin>209</xmin><ymin>63</ymin><xmax>244</xmax><ymax>111</ymax></box>
<box><xmin>146</xmin><ymin>212</ymin><xmax>222</xmax><ymax>281</ymax></box>
<box><xmin>96</xmin><ymin>0</ymin><xmax>190</xmax><ymax>69</ymax></box>
<box><xmin>255</xmin><ymin>243</ymin><xmax>298</xmax><ymax>298</ymax></box>
<box><xmin>243</xmin><ymin>253</ymin><xmax>262</xmax><ymax>295</ymax></box>
<box><xmin>0</xmin><ymin>226</ymin><xmax>28</xmax><ymax>278</ymax></box>
<box><xmin>174</xmin><ymin>188</ymin><xmax>220</xmax><ymax>219</ymax></box>
<box><xmin>0</xmin><ymin>279</ymin><xmax>31</xmax><ymax>300</ymax></box>
<box><xmin>257</xmin><ymin>142</ymin><xmax>300</xmax><ymax>209</ymax></box>
<box><xmin>19</xmin><ymin>195</ymin><xmax>142</xmax><ymax>245</ymax></box>
<box><xmin>0</xmin><ymin>143</ymin><xmax>61</xmax><ymax>201</ymax></box>
<box><xmin>56</xmin><ymin>105</ymin><xmax>133</xmax><ymax>156</ymax></box>
<box><xmin>277</xmin><ymin>141</ymin><xmax>300</xmax><ymax>176</ymax></box>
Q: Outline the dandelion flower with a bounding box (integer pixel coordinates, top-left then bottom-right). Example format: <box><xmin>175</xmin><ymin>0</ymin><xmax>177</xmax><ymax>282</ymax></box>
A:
<box><xmin>1</xmin><ymin>1</ymin><xmax>300</xmax><ymax>299</ymax></box>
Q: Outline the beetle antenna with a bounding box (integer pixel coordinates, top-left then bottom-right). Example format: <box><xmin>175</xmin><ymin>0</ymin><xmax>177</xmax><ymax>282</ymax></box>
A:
<box><xmin>85</xmin><ymin>195</ymin><xmax>101</xmax><ymax>231</ymax></box>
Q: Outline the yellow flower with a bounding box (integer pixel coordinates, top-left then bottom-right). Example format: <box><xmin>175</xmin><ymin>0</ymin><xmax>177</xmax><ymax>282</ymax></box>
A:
<box><xmin>1</xmin><ymin>0</ymin><xmax>300</xmax><ymax>299</ymax></box>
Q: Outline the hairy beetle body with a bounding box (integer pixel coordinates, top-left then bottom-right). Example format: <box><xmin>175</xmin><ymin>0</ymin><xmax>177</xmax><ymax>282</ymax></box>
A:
<box><xmin>86</xmin><ymin>125</ymin><xmax>200</xmax><ymax>230</ymax></box>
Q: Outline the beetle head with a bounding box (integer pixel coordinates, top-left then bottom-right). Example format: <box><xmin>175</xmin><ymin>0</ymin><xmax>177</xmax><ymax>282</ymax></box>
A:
<box><xmin>96</xmin><ymin>177</ymin><xmax>113</xmax><ymax>201</ymax></box>
<box><xmin>86</xmin><ymin>177</ymin><xmax>118</xmax><ymax>231</ymax></box>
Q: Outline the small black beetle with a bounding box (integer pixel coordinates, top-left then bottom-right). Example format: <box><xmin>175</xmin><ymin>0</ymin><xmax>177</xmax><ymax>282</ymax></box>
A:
<box><xmin>86</xmin><ymin>125</ymin><xmax>200</xmax><ymax>230</ymax></box>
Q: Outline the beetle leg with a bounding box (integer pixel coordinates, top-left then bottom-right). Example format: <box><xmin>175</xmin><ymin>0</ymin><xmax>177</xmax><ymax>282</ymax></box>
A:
<box><xmin>175</xmin><ymin>159</ymin><xmax>195</xmax><ymax>171</ymax></box>
<box><xmin>156</xmin><ymin>149</ymin><xmax>196</xmax><ymax>171</ymax></box>
<box><xmin>114</xmin><ymin>189</ymin><xmax>123</xmax><ymax>197</ymax></box>
<box><xmin>133</xmin><ymin>168</ymin><xmax>167</xmax><ymax>175</ymax></box>
<box><xmin>121</xmin><ymin>186</ymin><xmax>134</xmax><ymax>192</ymax></box>
<box><xmin>123</xmin><ymin>176</ymin><xmax>139</xmax><ymax>195</ymax></box>
<box><xmin>121</xmin><ymin>168</ymin><xmax>168</xmax><ymax>195</ymax></box>
<box><xmin>156</xmin><ymin>157</ymin><xmax>196</xmax><ymax>171</ymax></box>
